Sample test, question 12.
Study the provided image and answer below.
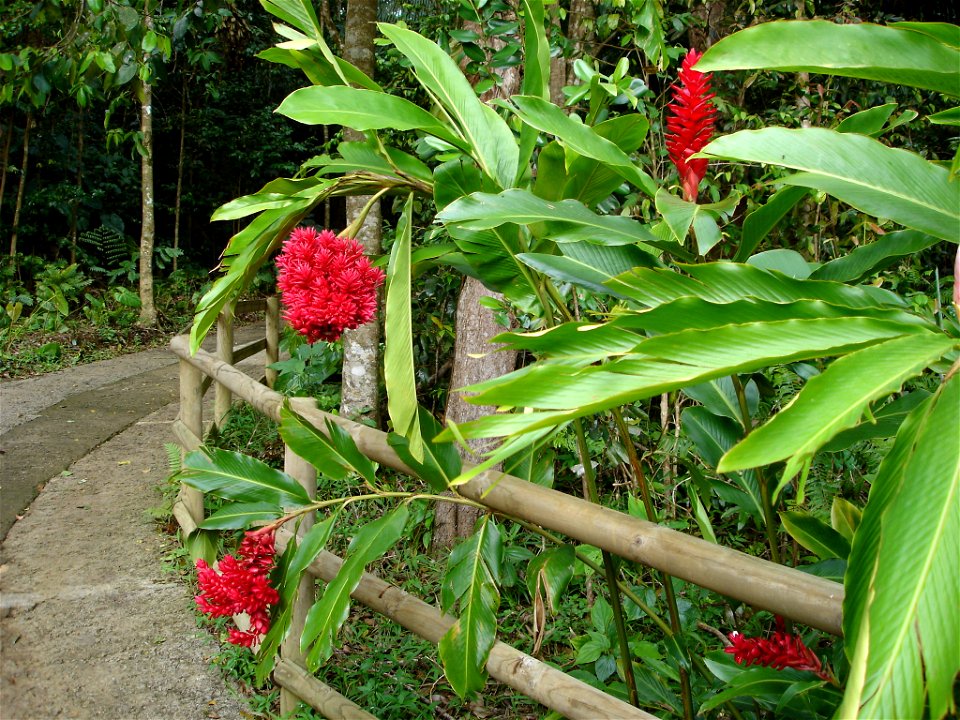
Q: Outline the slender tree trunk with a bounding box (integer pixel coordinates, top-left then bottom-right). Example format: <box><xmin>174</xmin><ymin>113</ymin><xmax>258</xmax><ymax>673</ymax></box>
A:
<box><xmin>138</xmin><ymin>76</ymin><xmax>157</xmax><ymax>325</ymax></box>
<box><xmin>173</xmin><ymin>83</ymin><xmax>187</xmax><ymax>273</ymax></box>
<box><xmin>0</xmin><ymin>114</ymin><xmax>13</xmax><ymax>232</ymax></box>
<box><xmin>339</xmin><ymin>0</ymin><xmax>382</xmax><ymax>424</ymax></box>
<box><xmin>548</xmin><ymin>4</ymin><xmax>566</xmax><ymax>106</ymax></box>
<box><xmin>566</xmin><ymin>0</ymin><xmax>595</xmax><ymax>81</ymax></box>
<box><xmin>10</xmin><ymin>112</ymin><xmax>31</xmax><ymax>257</ymax></box>
<box><xmin>69</xmin><ymin>106</ymin><xmax>84</xmax><ymax>264</ymax></box>
<box><xmin>433</xmin><ymin>13</ymin><xmax>522</xmax><ymax>551</ymax></box>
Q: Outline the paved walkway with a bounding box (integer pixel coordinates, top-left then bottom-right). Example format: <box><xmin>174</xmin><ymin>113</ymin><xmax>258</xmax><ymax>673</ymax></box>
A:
<box><xmin>0</xmin><ymin>329</ymin><xmax>267</xmax><ymax>719</ymax></box>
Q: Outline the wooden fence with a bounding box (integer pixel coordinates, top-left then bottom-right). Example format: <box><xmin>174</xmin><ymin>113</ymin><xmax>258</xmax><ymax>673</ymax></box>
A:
<box><xmin>169</xmin><ymin>299</ymin><xmax>844</xmax><ymax>719</ymax></box>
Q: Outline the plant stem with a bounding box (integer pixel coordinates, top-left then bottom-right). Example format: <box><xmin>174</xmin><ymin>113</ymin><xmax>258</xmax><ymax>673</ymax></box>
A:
<box><xmin>611</xmin><ymin>409</ymin><xmax>695</xmax><ymax>720</ymax></box>
<box><xmin>573</xmin><ymin>418</ymin><xmax>641</xmax><ymax>709</ymax></box>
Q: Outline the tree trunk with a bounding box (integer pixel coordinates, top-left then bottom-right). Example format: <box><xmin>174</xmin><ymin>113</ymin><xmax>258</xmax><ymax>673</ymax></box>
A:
<box><xmin>173</xmin><ymin>83</ymin><xmax>187</xmax><ymax>273</ymax></box>
<box><xmin>548</xmin><ymin>4</ymin><xmax>566</xmax><ymax>106</ymax></box>
<box><xmin>432</xmin><ymin>277</ymin><xmax>518</xmax><ymax>549</ymax></box>
<box><xmin>339</xmin><ymin>0</ymin><xmax>382</xmax><ymax>424</ymax></box>
<box><xmin>10</xmin><ymin>112</ymin><xmax>31</xmax><ymax>257</ymax></box>
<box><xmin>566</xmin><ymin>0</ymin><xmax>595</xmax><ymax>82</ymax></box>
<box><xmin>433</xmin><ymin>13</ymin><xmax>522</xmax><ymax>551</ymax></box>
<box><xmin>69</xmin><ymin>106</ymin><xmax>84</xmax><ymax>264</ymax></box>
<box><xmin>0</xmin><ymin>114</ymin><xmax>13</xmax><ymax>233</ymax></box>
<box><xmin>138</xmin><ymin>76</ymin><xmax>157</xmax><ymax>325</ymax></box>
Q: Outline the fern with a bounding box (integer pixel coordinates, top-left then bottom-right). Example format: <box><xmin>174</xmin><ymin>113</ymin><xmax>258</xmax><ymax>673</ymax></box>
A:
<box><xmin>79</xmin><ymin>225</ymin><xmax>131</xmax><ymax>271</ymax></box>
<box><xmin>164</xmin><ymin>442</ymin><xmax>182</xmax><ymax>474</ymax></box>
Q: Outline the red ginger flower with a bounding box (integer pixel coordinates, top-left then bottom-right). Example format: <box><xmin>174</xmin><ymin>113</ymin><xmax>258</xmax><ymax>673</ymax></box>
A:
<box><xmin>276</xmin><ymin>226</ymin><xmax>385</xmax><ymax>344</ymax></box>
<box><xmin>725</xmin><ymin>624</ymin><xmax>835</xmax><ymax>683</ymax></box>
<box><xmin>665</xmin><ymin>48</ymin><xmax>718</xmax><ymax>202</ymax></box>
<box><xmin>195</xmin><ymin>529</ymin><xmax>279</xmax><ymax>647</ymax></box>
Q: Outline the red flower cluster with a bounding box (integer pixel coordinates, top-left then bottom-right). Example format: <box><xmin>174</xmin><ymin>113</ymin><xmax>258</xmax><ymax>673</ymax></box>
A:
<box><xmin>276</xmin><ymin>226</ymin><xmax>385</xmax><ymax>344</ymax></box>
<box><xmin>195</xmin><ymin>529</ymin><xmax>279</xmax><ymax>647</ymax></box>
<box><xmin>665</xmin><ymin>49</ymin><xmax>718</xmax><ymax>202</ymax></box>
<box><xmin>725</xmin><ymin>626</ymin><xmax>834</xmax><ymax>682</ymax></box>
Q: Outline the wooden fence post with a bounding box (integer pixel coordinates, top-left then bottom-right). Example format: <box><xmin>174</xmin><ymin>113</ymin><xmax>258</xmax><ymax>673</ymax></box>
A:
<box><xmin>279</xmin><ymin>440</ymin><xmax>317</xmax><ymax>715</ymax></box>
<box><xmin>178</xmin><ymin>357</ymin><xmax>204</xmax><ymax>525</ymax></box>
<box><xmin>215</xmin><ymin>305</ymin><xmax>235</xmax><ymax>427</ymax></box>
<box><xmin>265</xmin><ymin>295</ymin><xmax>280</xmax><ymax>389</ymax></box>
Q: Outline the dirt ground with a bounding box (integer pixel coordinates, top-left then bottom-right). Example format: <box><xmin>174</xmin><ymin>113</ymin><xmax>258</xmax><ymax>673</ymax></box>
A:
<box><xmin>0</xmin><ymin>328</ymin><xmax>267</xmax><ymax>719</ymax></box>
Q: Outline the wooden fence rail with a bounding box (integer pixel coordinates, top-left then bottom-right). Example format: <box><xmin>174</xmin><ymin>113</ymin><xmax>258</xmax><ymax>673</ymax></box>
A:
<box><xmin>169</xmin><ymin>303</ymin><xmax>844</xmax><ymax>718</ymax></box>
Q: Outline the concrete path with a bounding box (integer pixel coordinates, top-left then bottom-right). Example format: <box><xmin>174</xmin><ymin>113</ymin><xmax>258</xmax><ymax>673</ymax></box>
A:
<box><xmin>0</xmin><ymin>328</ymin><xmax>268</xmax><ymax>720</ymax></box>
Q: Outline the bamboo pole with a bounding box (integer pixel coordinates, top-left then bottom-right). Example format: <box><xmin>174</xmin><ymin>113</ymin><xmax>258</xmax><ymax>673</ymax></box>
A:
<box><xmin>274</xmin><ymin>659</ymin><xmax>378</xmax><ymax>720</ymax></box>
<box><xmin>169</xmin><ymin>336</ymin><xmax>844</xmax><ymax>635</ymax></box>
<box><xmin>235</xmin><ymin>298</ymin><xmax>267</xmax><ymax>315</ymax></box>
<box><xmin>274</xmin><ymin>530</ymin><xmax>654</xmax><ymax>720</ymax></box>
<box><xmin>279</xmin><ymin>440</ymin><xmax>318</xmax><ymax>716</ymax></box>
<box><xmin>215</xmin><ymin>307</ymin><xmax>235</xmax><ymax>427</ymax></box>
<box><xmin>177</xmin><ymin>357</ymin><xmax>204</xmax><ymax>526</ymax></box>
<box><xmin>265</xmin><ymin>296</ymin><xmax>280</xmax><ymax>389</ymax></box>
<box><xmin>233</xmin><ymin>338</ymin><xmax>267</xmax><ymax>364</ymax></box>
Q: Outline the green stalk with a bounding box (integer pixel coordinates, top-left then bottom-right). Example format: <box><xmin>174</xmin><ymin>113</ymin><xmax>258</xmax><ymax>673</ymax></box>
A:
<box><xmin>573</xmin><ymin>418</ymin><xmax>641</xmax><ymax>709</ymax></box>
<box><xmin>611</xmin><ymin>409</ymin><xmax>695</xmax><ymax>720</ymax></box>
<box><xmin>730</xmin><ymin>375</ymin><xmax>781</xmax><ymax>564</ymax></box>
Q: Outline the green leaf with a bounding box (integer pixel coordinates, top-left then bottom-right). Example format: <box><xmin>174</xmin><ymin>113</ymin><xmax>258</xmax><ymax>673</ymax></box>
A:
<box><xmin>809</xmin><ymin>230</ymin><xmax>941</xmax><ymax>283</ymax></box>
<box><xmin>719</xmin><ymin>334</ymin><xmax>955</xmax><ymax>497</ymax></box>
<box><xmin>831</xmin><ymin>497</ymin><xmax>861</xmax><ymax>544</ymax></box>
<box><xmin>520</xmin><ymin>0</ymin><xmax>549</xmax><ymax>101</ymax></box>
<box><xmin>517</xmin><ymin>242</ymin><xmax>654</xmax><ymax>296</ymax></box>
<box><xmin>384</xmin><ymin>195</ymin><xmax>422</xmax><ymax>460</ymax></box>
<box><xmin>438</xmin><ymin>188</ymin><xmax>659</xmax><ymax>247</ymax></box>
<box><xmin>276</xmin><ymin>86</ymin><xmax>462</xmax><ymax>146</ymax></box>
<box><xmin>526</xmin><ymin>545</ymin><xmax>575</xmax><ymax>613</ymax></box>
<box><xmin>199</xmin><ymin>502</ymin><xmax>284</xmax><ymax>530</ymax></box>
<box><xmin>378</xmin><ymin>23</ymin><xmax>518</xmax><ymax>188</ymax></box>
<box><xmin>302</xmin><ymin>505</ymin><xmax>409</xmax><ymax>670</ymax></box>
<box><xmin>780</xmin><ymin>510</ymin><xmax>852</xmax><ymax>560</ymax></box>
<box><xmin>280</xmin><ymin>406</ymin><xmax>349</xmax><ymax>482</ymax></box>
<box><xmin>255</xmin><ymin>512</ymin><xmax>340</xmax><ymax>682</ymax></box>
<box><xmin>836</xmin><ymin>103</ymin><xmax>898</xmax><ymax>136</ymax></box>
<box><xmin>684</xmin><ymin>376</ymin><xmax>758</xmax><ymax>426</ymax></box>
<box><xmin>696</xmin><ymin>20</ymin><xmax>960</xmax><ymax>96</ymax></box>
<box><xmin>564</xmin><ymin>115</ymin><xmax>651</xmax><ymax>207</ymax></box>
<box><xmin>184</xmin><ymin>528</ymin><xmax>218</xmax><ymax>566</ymax></box>
<box><xmin>747</xmin><ymin>249</ymin><xmax>812</xmax><ymax>279</ymax></box>
<box><xmin>609</xmin><ymin>262</ymin><xmax>906</xmax><ymax>311</ymax></box>
<box><xmin>737</xmin><ymin>186</ymin><xmax>811</xmax><ymax>261</ymax></box>
<box><xmin>840</xmin><ymin>374</ymin><xmax>960</xmax><ymax>720</ymax></box>
<box><xmin>681</xmin><ymin>406</ymin><xmax>763</xmax><ymax>519</ymax></box>
<box><xmin>507</xmin><ymin>95</ymin><xmax>656</xmax><ymax>196</ymax></box>
<box><xmin>180</xmin><ymin>448</ymin><xmax>312</xmax><ymax>507</ymax></box>
<box><xmin>439</xmin><ymin>517</ymin><xmax>502</xmax><ymax>698</ymax></box>
<box><xmin>701</xmin><ymin>128</ymin><xmax>960</xmax><ymax>242</ymax></box>
<box><xmin>927</xmin><ymin>106</ymin><xmax>960</xmax><ymax>127</ymax></box>
<box><xmin>387</xmin><ymin>407</ymin><xmax>461</xmax><ymax>493</ymax></box>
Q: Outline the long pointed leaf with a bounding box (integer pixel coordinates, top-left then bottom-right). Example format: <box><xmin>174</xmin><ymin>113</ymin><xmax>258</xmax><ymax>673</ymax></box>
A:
<box><xmin>841</xmin><ymin>374</ymin><xmax>960</xmax><ymax>719</ymax></box>
<box><xmin>384</xmin><ymin>195</ymin><xmax>423</xmax><ymax>460</ymax></box>
<box><xmin>378</xmin><ymin>23</ymin><xmax>518</xmax><ymax>188</ymax></box>
<box><xmin>701</xmin><ymin>128</ymin><xmax>960</xmax><ymax>242</ymax></box>
<box><xmin>696</xmin><ymin>20</ymin><xmax>960</xmax><ymax>96</ymax></box>
<box><xmin>301</xmin><ymin>505</ymin><xmax>409</xmax><ymax>669</ymax></box>
<box><xmin>719</xmin><ymin>334</ymin><xmax>955</xmax><ymax>484</ymax></box>
<box><xmin>180</xmin><ymin>448</ymin><xmax>312</xmax><ymax>507</ymax></box>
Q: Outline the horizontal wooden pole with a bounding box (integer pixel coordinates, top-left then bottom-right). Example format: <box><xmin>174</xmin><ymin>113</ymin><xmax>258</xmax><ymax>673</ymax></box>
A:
<box><xmin>172</xmin><ymin>418</ymin><xmax>203</xmax><ymax>453</ymax></box>
<box><xmin>234</xmin><ymin>337</ymin><xmax>268</xmax><ymax>364</ymax></box>
<box><xmin>274</xmin><ymin>530</ymin><xmax>654</xmax><ymax>720</ymax></box>
<box><xmin>235</xmin><ymin>298</ymin><xmax>267</xmax><ymax>315</ymax></box>
<box><xmin>169</xmin><ymin>335</ymin><xmax>844</xmax><ymax>635</ymax></box>
<box><xmin>274</xmin><ymin>658</ymin><xmax>379</xmax><ymax>720</ymax></box>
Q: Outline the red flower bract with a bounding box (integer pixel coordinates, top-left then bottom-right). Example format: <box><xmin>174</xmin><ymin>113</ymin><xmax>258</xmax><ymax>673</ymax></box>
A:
<box><xmin>665</xmin><ymin>48</ymin><xmax>718</xmax><ymax>202</ymax></box>
<box><xmin>276</xmin><ymin>226</ymin><xmax>385</xmax><ymax>344</ymax></box>
<box><xmin>195</xmin><ymin>529</ymin><xmax>279</xmax><ymax>647</ymax></box>
<box><xmin>725</xmin><ymin>628</ymin><xmax>834</xmax><ymax>682</ymax></box>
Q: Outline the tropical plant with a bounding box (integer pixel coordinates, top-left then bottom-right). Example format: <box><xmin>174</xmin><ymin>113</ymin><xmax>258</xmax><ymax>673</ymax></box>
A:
<box><xmin>181</xmin><ymin>5</ymin><xmax>959</xmax><ymax>719</ymax></box>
